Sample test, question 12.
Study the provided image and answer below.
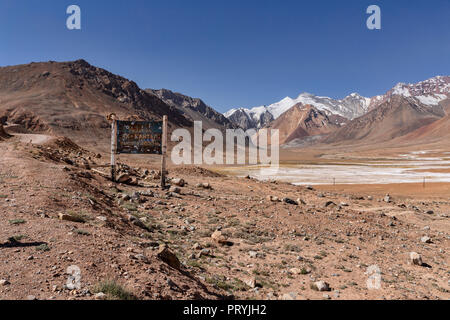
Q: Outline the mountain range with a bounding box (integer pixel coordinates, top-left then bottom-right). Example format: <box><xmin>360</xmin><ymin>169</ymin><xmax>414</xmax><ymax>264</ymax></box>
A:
<box><xmin>0</xmin><ymin>59</ymin><xmax>448</xmax><ymax>149</ymax></box>
<box><xmin>224</xmin><ymin>76</ymin><xmax>449</xmax><ymax>130</ymax></box>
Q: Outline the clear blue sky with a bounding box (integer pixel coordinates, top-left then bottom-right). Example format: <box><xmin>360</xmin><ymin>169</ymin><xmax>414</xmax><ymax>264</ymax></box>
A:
<box><xmin>1</xmin><ymin>0</ymin><xmax>449</xmax><ymax>112</ymax></box>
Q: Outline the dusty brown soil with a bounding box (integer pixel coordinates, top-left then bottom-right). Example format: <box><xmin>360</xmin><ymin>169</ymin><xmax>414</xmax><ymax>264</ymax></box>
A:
<box><xmin>0</xmin><ymin>134</ymin><xmax>449</xmax><ymax>300</ymax></box>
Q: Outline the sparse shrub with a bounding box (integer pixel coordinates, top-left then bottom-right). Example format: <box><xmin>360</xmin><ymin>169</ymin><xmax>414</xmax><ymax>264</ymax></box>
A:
<box><xmin>75</xmin><ymin>229</ymin><xmax>90</xmax><ymax>236</ymax></box>
<box><xmin>9</xmin><ymin>235</ymin><xmax>27</xmax><ymax>242</ymax></box>
<box><xmin>36</xmin><ymin>244</ymin><xmax>50</xmax><ymax>252</ymax></box>
<box><xmin>9</xmin><ymin>219</ymin><xmax>26</xmax><ymax>225</ymax></box>
<box><xmin>93</xmin><ymin>280</ymin><xmax>136</xmax><ymax>300</ymax></box>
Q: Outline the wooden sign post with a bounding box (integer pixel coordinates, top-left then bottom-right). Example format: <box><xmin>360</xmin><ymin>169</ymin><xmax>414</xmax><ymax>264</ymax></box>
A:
<box><xmin>160</xmin><ymin>115</ymin><xmax>168</xmax><ymax>189</ymax></box>
<box><xmin>109</xmin><ymin>115</ymin><xmax>166</xmax><ymax>186</ymax></box>
<box><xmin>110</xmin><ymin>115</ymin><xmax>118</xmax><ymax>182</ymax></box>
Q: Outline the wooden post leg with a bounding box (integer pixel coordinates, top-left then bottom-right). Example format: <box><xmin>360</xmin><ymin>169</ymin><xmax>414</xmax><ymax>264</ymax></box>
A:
<box><xmin>111</xmin><ymin>119</ymin><xmax>117</xmax><ymax>182</ymax></box>
<box><xmin>160</xmin><ymin>115</ymin><xmax>168</xmax><ymax>188</ymax></box>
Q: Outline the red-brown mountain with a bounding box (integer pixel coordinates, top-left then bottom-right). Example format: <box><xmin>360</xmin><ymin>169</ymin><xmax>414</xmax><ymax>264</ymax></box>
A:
<box><xmin>267</xmin><ymin>103</ymin><xmax>344</xmax><ymax>144</ymax></box>
<box><xmin>322</xmin><ymin>95</ymin><xmax>446</xmax><ymax>145</ymax></box>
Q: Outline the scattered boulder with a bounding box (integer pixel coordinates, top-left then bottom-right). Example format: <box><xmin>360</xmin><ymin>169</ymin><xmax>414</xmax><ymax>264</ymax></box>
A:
<box><xmin>116</xmin><ymin>173</ymin><xmax>131</xmax><ymax>184</ymax></box>
<box><xmin>196</xmin><ymin>182</ymin><xmax>212</xmax><ymax>190</ymax></box>
<box><xmin>283</xmin><ymin>198</ymin><xmax>298</xmax><ymax>205</ymax></box>
<box><xmin>157</xmin><ymin>245</ymin><xmax>181</xmax><ymax>270</ymax></box>
<box><xmin>211</xmin><ymin>230</ymin><xmax>233</xmax><ymax>246</ymax></box>
<box><xmin>127</xmin><ymin>215</ymin><xmax>151</xmax><ymax>231</ymax></box>
<box><xmin>171</xmin><ymin>178</ymin><xmax>185</xmax><ymax>187</ymax></box>
<box><xmin>384</xmin><ymin>194</ymin><xmax>391</xmax><ymax>203</ymax></box>
<box><xmin>94</xmin><ymin>292</ymin><xmax>107</xmax><ymax>300</ymax></box>
<box><xmin>169</xmin><ymin>186</ymin><xmax>181</xmax><ymax>194</ymax></box>
<box><xmin>312</xmin><ymin>281</ymin><xmax>331</xmax><ymax>292</ymax></box>
<box><xmin>58</xmin><ymin>213</ymin><xmax>85</xmax><ymax>223</ymax></box>
<box><xmin>289</xmin><ymin>268</ymin><xmax>309</xmax><ymax>275</ymax></box>
<box><xmin>281</xmin><ymin>292</ymin><xmax>297</xmax><ymax>300</ymax></box>
<box><xmin>0</xmin><ymin>279</ymin><xmax>10</xmax><ymax>286</ymax></box>
<box><xmin>324</xmin><ymin>201</ymin><xmax>336</xmax><ymax>208</ymax></box>
<box><xmin>421</xmin><ymin>236</ymin><xmax>432</xmax><ymax>244</ymax></box>
<box><xmin>409</xmin><ymin>252</ymin><xmax>423</xmax><ymax>266</ymax></box>
<box><xmin>244</xmin><ymin>278</ymin><xmax>258</xmax><ymax>288</ymax></box>
<box><xmin>267</xmin><ymin>195</ymin><xmax>280</xmax><ymax>202</ymax></box>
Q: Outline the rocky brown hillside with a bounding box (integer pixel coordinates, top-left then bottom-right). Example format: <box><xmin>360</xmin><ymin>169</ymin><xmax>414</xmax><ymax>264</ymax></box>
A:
<box><xmin>1</xmin><ymin>133</ymin><xmax>449</xmax><ymax>300</ymax></box>
<box><xmin>0</xmin><ymin>60</ymin><xmax>192</xmax><ymax>146</ymax></box>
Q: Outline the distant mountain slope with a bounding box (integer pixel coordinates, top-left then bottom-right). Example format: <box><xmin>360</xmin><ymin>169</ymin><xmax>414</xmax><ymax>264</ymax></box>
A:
<box><xmin>392</xmin><ymin>98</ymin><xmax>450</xmax><ymax>145</ymax></box>
<box><xmin>224</xmin><ymin>106</ymin><xmax>273</xmax><ymax>130</ymax></box>
<box><xmin>0</xmin><ymin>60</ymin><xmax>192</xmax><ymax>145</ymax></box>
<box><xmin>322</xmin><ymin>95</ymin><xmax>445</xmax><ymax>144</ymax></box>
<box><xmin>268</xmin><ymin>103</ymin><xmax>342</xmax><ymax>144</ymax></box>
<box><xmin>146</xmin><ymin>88</ymin><xmax>236</xmax><ymax>130</ymax></box>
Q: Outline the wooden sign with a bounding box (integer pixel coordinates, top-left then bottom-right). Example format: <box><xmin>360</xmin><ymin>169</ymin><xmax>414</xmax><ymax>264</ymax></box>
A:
<box><xmin>116</xmin><ymin>120</ymin><xmax>163</xmax><ymax>154</ymax></box>
<box><xmin>109</xmin><ymin>116</ymin><xmax>168</xmax><ymax>188</ymax></box>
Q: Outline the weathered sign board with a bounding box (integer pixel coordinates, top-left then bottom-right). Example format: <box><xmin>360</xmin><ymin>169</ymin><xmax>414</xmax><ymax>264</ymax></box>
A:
<box><xmin>116</xmin><ymin>120</ymin><xmax>163</xmax><ymax>154</ymax></box>
<box><xmin>110</xmin><ymin>116</ymin><xmax>168</xmax><ymax>187</ymax></box>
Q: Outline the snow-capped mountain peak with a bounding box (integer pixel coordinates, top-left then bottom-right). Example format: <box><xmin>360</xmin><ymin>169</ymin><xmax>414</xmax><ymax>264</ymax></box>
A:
<box><xmin>224</xmin><ymin>76</ymin><xmax>449</xmax><ymax>130</ymax></box>
<box><xmin>224</xmin><ymin>92</ymin><xmax>371</xmax><ymax>129</ymax></box>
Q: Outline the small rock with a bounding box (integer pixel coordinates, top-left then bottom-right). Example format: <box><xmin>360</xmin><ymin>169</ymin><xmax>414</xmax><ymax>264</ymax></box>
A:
<box><xmin>27</xmin><ymin>295</ymin><xmax>37</xmax><ymax>301</ymax></box>
<box><xmin>198</xmin><ymin>182</ymin><xmax>212</xmax><ymax>189</ymax></box>
<box><xmin>324</xmin><ymin>201</ymin><xmax>336</xmax><ymax>208</ymax></box>
<box><xmin>211</xmin><ymin>230</ymin><xmax>233</xmax><ymax>246</ymax></box>
<box><xmin>313</xmin><ymin>281</ymin><xmax>331</xmax><ymax>292</ymax></box>
<box><xmin>267</xmin><ymin>195</ymin><xmax>280</xmax><ymax>202</ymax></box>
<box><xmin>116</xmin><ymin>173</ymin><xmax>131</xmax><ymax>184</ymax></box>
<box><xmin>283</xmin><ymin>198</ymin><xmax>298</xmax><ymax>205</ymax></box>
<box><xmin>244</xmin><ymin>278</ymin><xmax>257</xmax><ymax>288</ymax></box>
<box><xmin>171</xmin><ymin>178</ymin><xmax>185</xmax><ymax>187</ymax></box>
<box><xmin>420</xmin><ymin>236</ymin><xmax>432</xmax><ymax>244</ymax></box>
<box><xmin>383</xmin><ymin>194</ymin><xmax>391</xmax><ymax>203</ymax></box>
<box><xmin>157</xmin><ymin>245</ymin><xmax>181</xmax><ymax>270</ymax></box>
<box><xmin>289</xmin><ymin>268</ymin><xmax>304</xmax><ymax>275</ymax></box>
<box><xmin>169</xmin><ymin>186</ymin><xmax>181</xmax><ymax>194</ymax></box>
<box><xmin>199</xmin><ymin>248</ymin><xmax>211</xmax><ymax>257</ymax></box>
<box><xmin>94</xmin><ymin>292</ymin><xmax>107</xmax><ymax>300</ymax></box>
<box><xmin>281</xmin><ymin>292</ymin><xmax>297</xmax><ymax>300</ymax></box>
<box><xmin>0</xmin><ymin>279</ymin><xmax>10</xmax><ymax>286</ymax></box>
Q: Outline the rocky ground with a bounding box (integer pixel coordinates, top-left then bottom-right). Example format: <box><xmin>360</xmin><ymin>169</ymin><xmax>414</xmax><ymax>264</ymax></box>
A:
<box><xmin>0</xmin><ymin>135</ymin><xmax>449</xmax><ymax>300</ymax></box>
